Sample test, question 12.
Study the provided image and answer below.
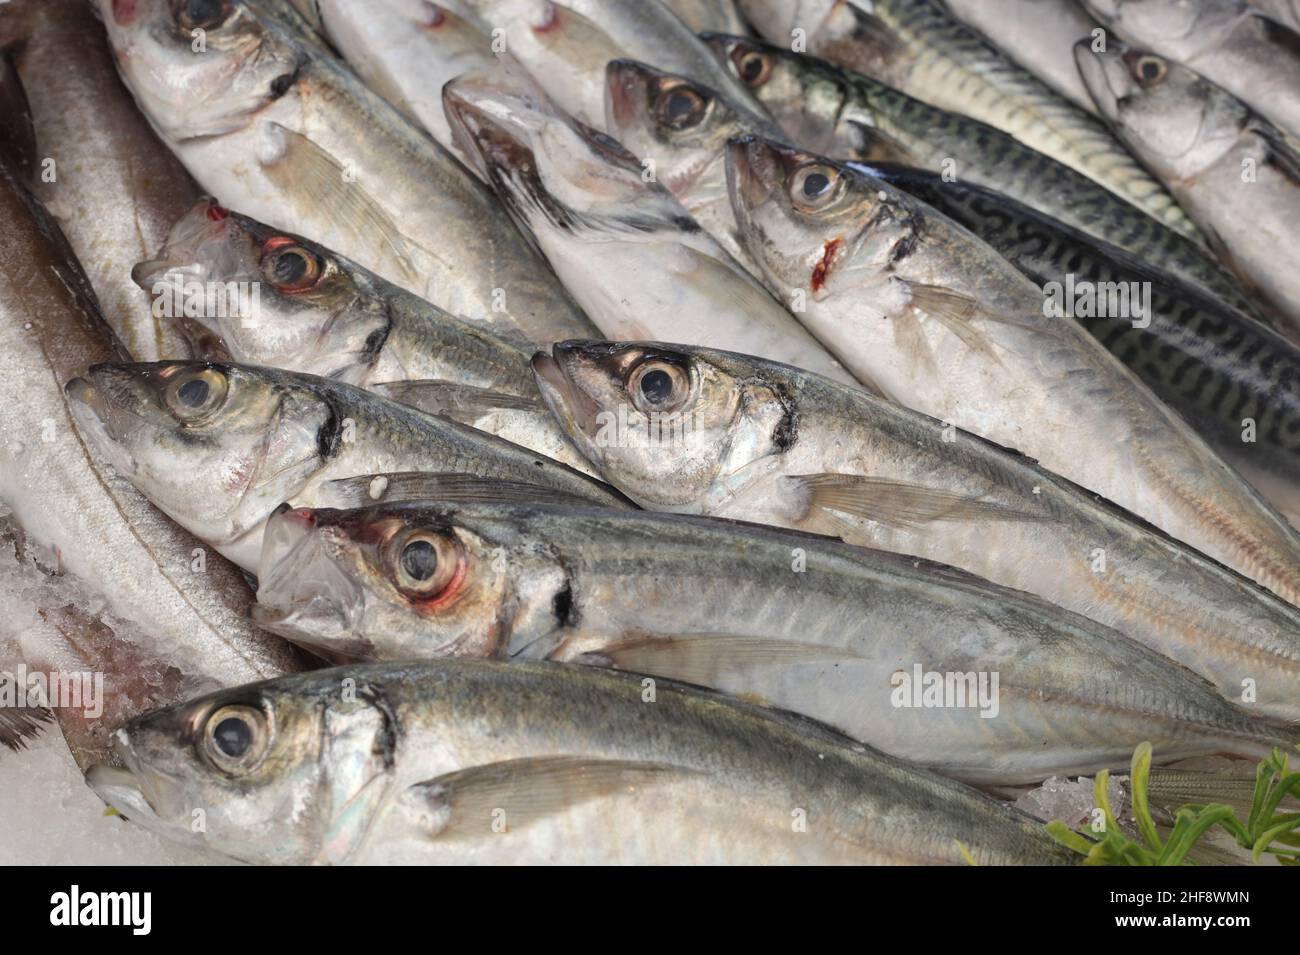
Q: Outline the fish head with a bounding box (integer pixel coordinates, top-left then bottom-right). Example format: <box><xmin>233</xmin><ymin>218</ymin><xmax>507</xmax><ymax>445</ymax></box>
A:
<box><xmin>1074</xmin><ymin>41</ymin><xmax>1246</xmax><ymax>181</ymax></box>
<box><xmin>65</xmin><ymin>361</ymin><xmax>334</xmax><ymax>549</ymax></box>
<box><xmin>133</xmin><ymin>199</ymin><xmax>388</xmax><ymax>381</ymax></box>
<box><xmin>97</xmin><ymin>0</ymin><xmax>304</xmax><ymax>140</ymax></box>
<box><xmin>253</xmin><ymin>502</ymin><xmax>532</xmax><ymax>661</ymax></box>
<box><xmin>605</xmin><ymin>59</ymin><xmax>753</xmax><ymax>199</ymax></box>
<box><xmin>86</xmin><ymin>673</ymin><xmax>395</xmax><ymax>864</ymax></box>
<box><xmin>444</xmin><ymin>64</ymin><xmax>679</xmax><ymax>236</ymax></box>
<box><xmin>702</xmin><ymin>34</ymin><xmax>848</xmax><ymax>155</ymax></box>
<box><xmin>532</xmin><ymin>341</ymin><xmax>795</xmax><ymax>509</ymax></box>
<box><xmin>726</xmin><ymin>135</ymin><xmax>911</xmax><ymax>302</ymax></box>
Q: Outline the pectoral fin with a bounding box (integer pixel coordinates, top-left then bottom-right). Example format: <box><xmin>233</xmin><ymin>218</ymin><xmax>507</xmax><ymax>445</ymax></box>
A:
<box><xmin>787</xmin><ymin>473</ymin><xmax>1042</xmax><ymax>531</ymax></box>
<box><xmin>258</xmin><ymin>122</ymin><xmax>417</xmax><ymax>282</ymax></box>
<box><xmin>399</xmin><ymin>756</ymin><xmax>692</xmax><ymax>840</ymax></box>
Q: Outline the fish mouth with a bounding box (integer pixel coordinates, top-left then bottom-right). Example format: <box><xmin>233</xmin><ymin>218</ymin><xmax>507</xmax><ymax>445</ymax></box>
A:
<box><xmin>253</xmin><ymin>507</ymin><xmax>367</xmax><ymax>655</ymax></box>
<box><xmin>725</xmin><ymin>135</ymin><xmax>784</xmax><ymax>214</ymax></box>
<box><xmin>1073</xmin><ymin>39</ymin><xmax>1131</xmax><ymax>125</ymax></box>
<box><xmin>86</xmin><ymin>727</ymin><xmax>191</xmax><ymax>831</ymax></box>
<box><xmin>531</xmin><ymin>344</ymin><xmax>606</xmax><ymax>444</ymax></box>
<box><xmin>65</xmin><ymin>375</ymin><xmax>140</xmax><ymax>477</ymax></box>
<box><xmin>131</xmin><ymin>198</ymin><xmax>237</xmax><ymax>295</ymax></box>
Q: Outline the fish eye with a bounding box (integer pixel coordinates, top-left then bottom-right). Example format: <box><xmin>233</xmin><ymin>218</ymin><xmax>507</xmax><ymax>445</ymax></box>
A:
<box><xmin>202</xmin><ymin>705</ymin><xmax>270</xmax><ymax>775</ymax></box>
<box><xmin>790</xmin><ymin>163</ymin><xmax>843</xmax><ymax>211</ymax></box>
<box><xmin>179</xmin><ymin>0</ymin><xmax>234</xmax><ymax>31</ymax></box>
<box><xmin>1133</xmin><ymin>55</ymin><xmax>1167</xmax><ymax>86</ymax></box>
<box><xmin>262</xmin><ymin>241</ymin><xmax>322</xmax><ymax>292</ymax></box>
<box><xmin>655</xmin><ymin>84</ymin><xmax>707</xmax><ymax>131</ymax></box>
<box><xmin>628</xmin><ymin>358</ymin><xmax>691</xmax><ymax>414</ymax></box>
<box><xmin>733</xmin><ymin>49</ymin><xmax>772</xmax><ymax>87</ymax></box>
<box><xmin>163</xmin><ymin>367</ymin><xmax>229</xmax><ymax>422</ymax></box>
<box><xmin>388</xmin><ymin>530</ymin><xmax>463</xmax><ymax>602</ymax></box>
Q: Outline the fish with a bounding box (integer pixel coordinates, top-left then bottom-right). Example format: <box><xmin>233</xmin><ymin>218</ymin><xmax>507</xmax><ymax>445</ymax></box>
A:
<box><xmin>1083</xmin><ymin>0</ymin><xmax>1300</xmax><ymax>142</ymax></box>
<box><xmin>94</xmin><ymin>0</ymin><xmax>596</xmax><ymax>346</ymax></box>
<box><xmin>605</xmin><ymin>59</ymin><xmax>787</xmax><ymax>272</ymax></box>
<box><xmin>64</xmin><ymin>360</ymin><xmax>629</xmax><ymax>572</ymax></box>
<box><xmin>724</xmin><ymin>135</ymin><xmax>1300</xmax><ymax>605</ymax></box>
<box><xmin>532</xmin><ymin>340</ymin><xmax>1300</xmax><ymax>720</ymax></box>
<box><xmin>940</xmin><ymin>0</ymin><xmax>1105</xmax><ymax>114</ymax></box>
<box><xmin>2</xmin><ymin>0</ymin><xmax>198</xmax><ymax>360</ymax></box>
<box><xmin>702</xmin><ymin>33</ymin><xmax>1255</xmax><ymax>317</ymax></box>
<box><xmin>734</xmin><ymin>0</ymin><xmax>1203</xmax><ymax>241</ymax></box>
<box><xmin>1076</xmin><ymin>41</ymin><xmax>1300</xmax><ymax>344</ymax></box>
<box><xmin>84</xmin><ymin>659</ymin><xmax>1077</xmax><ymax>863</ymax></box>
<box><xmin>0</xmin><ymin>161</ymin><xmax>302</xmax><ymax>761</ymax></box>
<box><xmin>252</xmin><ymin>497</ymin><xmax>1298</xmax><ymax>782</ymax></box>
<box><xmin>443</xmin><ymin>64</ymin><xmax>859</xmax><ymax>386</ymax></box>
<box><xmin>130</xmin><ymin>199</ymin><xmax>595</xmax><ymax>472</ymax></box>
<box><xmin>861</xmin><ymin>163</ymin><xmax>1300</xmax><ymax>526</ymax></box>
<box><xmin>311</xmin><ymin>0</ymin><xmax>496</xmax><ymax>168</ymax></box>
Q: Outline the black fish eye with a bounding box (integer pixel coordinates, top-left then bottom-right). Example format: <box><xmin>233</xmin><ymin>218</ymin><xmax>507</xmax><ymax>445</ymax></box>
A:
<box><xmin>263</xmin><ymin>243</ymin><xmax>322</xmax><ymax>291</ymax></box>
<box><xmin>740</xmin><ymin>53</ymin><xmax>767</xmax><ymax>85</ymax></box>
<box><xmin>401</xmin><ymin>539</ymin><xmax>438</xmax><ymax>581</ymax></box>
<box><xmin>212</xmin><ymin>715</ymin><xmax>252</xmax><ymax>758</ymax></box>
<box><xmin>639</xmin><ymin>369</ymin><xmax>674</xmax><ymax>404</ymax></box>
<box><xmin>803</xmin><ymin>172</ymin><xmax>831</xmax><ymax>198</ymax></box>
<box><xmin>177</xmin><ymin>377</ymin><xmax>210</xmax><ymax>408</ymax></box>
<box><xmin>273</xmin><ymin>250</ymin><xmax>309</xmax><ymax>284</ymax></box>
<box><xmin>657</xmin><ymin>86</ymin><xmax>705</xmax><ymax>130</ymax></box>
<box><xmin>667</xmin><ymin>92</ymin><xmax>696</xmax><ymax>122</ymax></box>
<box><xmin>182</xmin><ymin>0</ymin><xmax>232</xmax><ymax>30</ymax></box>
<box><xmin>1135</xmin><ymin>55</ymin><xmax>1166</xmax><ymax>85</ymax></box>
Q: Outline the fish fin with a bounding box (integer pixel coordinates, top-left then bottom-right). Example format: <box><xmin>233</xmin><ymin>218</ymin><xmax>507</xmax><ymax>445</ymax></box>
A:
<box><xmin>369</xmin><ymin>379</ymin><xmax>541</xmax><ymax>417</ymax></box>
<box><xmin>841</xmin><ymin>118</ymin><xmax>916</xmax><ymax>164</ymax></box>
<box><xmin>0</xmin><ymin>48</ymin><xmax>36</xmax><ymax>180</ymax></box>
<box><xmin>315</xmin><ymin>471</ymin><xmax>604</xmax><ymax>509</ymax></box>
<box><xmin>400</xmin><ymin>756</ymin><xmax>692</xmax><ymax>840</ymax></box>
<box><xmin>786</xmin><ymin>473</ymin><xmax>1041</xmax><ymax>530</ymax></box>
<box><xmin>571</xmin><ymin>633</ymin><xmax>865</xmax><ymax>692</ymax></box>
<box><xmin>902</xmin><ymin>281</ymin><xmax>1008</xmax><ymax>361</ymax></box>
<box><xmin>258</xmin><ymin>123</ymin><xmax>417</xmax><ymax>282</ymax></box>
<box><xmin>0</xmin><ymin>677</ymin><xmax>52</xmax><ymax>752</ymax></box>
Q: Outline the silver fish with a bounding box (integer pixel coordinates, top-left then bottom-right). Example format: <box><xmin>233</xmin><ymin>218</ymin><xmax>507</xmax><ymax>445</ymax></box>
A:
<box><xmin>736</xmin><ymin>0</ymin><xmax>1204</xmax><ymax>241</ymax></box>
<box><xmin>1084</xmin><ymin>0</ymin><xmax>1300</xmax><ymax>142</ymax></box>
<box><xmin>130</xmin><ymin>199</ymin><xmax>594</xmax><ymax>472</ymax></box>
<box><xmin>94</xmin><ymin>0</ymin><xmax>595</xmax><ymax>346</ymax></box>
<box><xmin>443</xmin><ymin>64</ymin><xmax>859</xmax><ymax>386</ymax></box>
<box><xmin>64</xmin><ymin>361</ymin><xmax>627</xmax><ymax>571</ymax></box>
<box><xmin>4</xmin><ymin>0</ymin><xmax>198</xmax><ymax>360</ymax></box>
<box><xmin>724</xmin><ymin>136</ymin><xmax>1300</xmax><ymax>607</ymax></box>
<box><xmin>253</xmin><ymin>498</ymin><xmax>1297</xmax><ymax>782</ymax></box>
<box><xmin>1076</xmin><ymin>41</ymin><xmax>1300</xmax><ymax>343</ymax></box>
<box><xmin>85</xmin><ymin>659</ymin><xmax>1076</xmax><ymax>863</ymax></box>
<box><xmin>532</xmin><ymin>340</ymin><xmax>1300</xmax><ymax>721</ymax></box>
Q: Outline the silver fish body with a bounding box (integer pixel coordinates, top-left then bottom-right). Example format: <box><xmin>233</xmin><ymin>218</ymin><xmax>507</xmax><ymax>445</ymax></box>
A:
<box><xmin>724</xmin><ymin>137</ymin><xmax>1300</xmax><ymax>608</ymax></box>
<box><xmin>703</xmin><ymin>34</ymin><xmax>1252</xmax><ymax>315</ymax></box>
<box><xmin>253</xmin><ymin>499</ymin><xmax>1296</xmax><ymax>782</ymax></box>
<box><xmin>64</xmin><ymin>361</ymin><xmax>627</xmax><ymax>571</ymax></box>
<box><xmin>1077</xmin><ymin>42</ymin><xmax>1300</xmax><ymax>342</ymax></box>
<box><xmin>736</xmin><ymin>0</ymin><xmax>1203</xmax><ymax>241</ymax></box>
<box><xmin>131</xmin><ymin>200</ymin><xmax>593</xmax><ymax>472</ymax></box>
<box><xmin>444</xmin><ymin>65</ymin><xmax>859</xmax><ymax>386</ymax></box>
<box><xmin>86</xmin><ymin>659</ymin><xmax>1077</xmax><ymax>864</ymax></box>
<box><xmin>533</xmin><ymin>340</ymin><xmax>1300</xmax><ymax>721</ymax></box>
<box><xmin>4</xmin><ymin>0</ymin><xmax>198</xmax><ymax>360</ymax></box>
<box><xmin>1084</xmin><ymin>0</ymin><xmax>1300</xmax><ymax>142</ymax></box>
<box><xmin>94</xmin><ymin>0</ymin><xmax>595</xmax><ymax>346</ymax></box>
